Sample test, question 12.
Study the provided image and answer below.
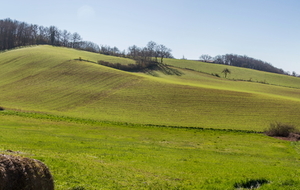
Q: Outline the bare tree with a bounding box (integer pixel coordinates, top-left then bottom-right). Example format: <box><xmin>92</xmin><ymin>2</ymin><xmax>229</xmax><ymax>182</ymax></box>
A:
<box><xmin>71</xmin><ymin>32</ymin><xmax>82</xmax><ymax>48</ymax></box>
<box><xmin>199</xmin><ymin>54</ymin><xmax>212</xmax><ymax>62</ymax></box>
<box><xmin>37</xmin><ymin>26</ymin><xmax>48</xmax><ymax>44</ymax></box>
<box><xmin>158</xmin><ymin>44</ymin><xmax>172</xmax><ymax>64</ymax></box>
<box><xmin>128</xmin><ymin>45</ymin><xmax>140</xmax><ymax>59</ymax></box>
<box><xmin>61</xmin><ymin>30</ymin><xmax>71</xmax><ymax>47</ymax></box>
<box><xmin>146</xmin><ymin>41</ymin><xmax>157</xmax><ymax>60</ymax></box>
<box><xmin>48</xmin><ymin>26</ymin><xmax>58</xmax><ymax>45</ymax></box>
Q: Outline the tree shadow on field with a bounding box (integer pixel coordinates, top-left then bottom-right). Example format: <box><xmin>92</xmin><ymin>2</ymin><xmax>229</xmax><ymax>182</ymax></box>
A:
<box><xmin>143</xmin><ymin>63</ymin><xmax>183</xmax><ymax>77</ymax></box>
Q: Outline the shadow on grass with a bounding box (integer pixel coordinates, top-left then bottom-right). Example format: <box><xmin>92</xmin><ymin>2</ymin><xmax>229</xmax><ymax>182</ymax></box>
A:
<box><xmin>143</xmin><ymin>63</ymin><xmax>183</xmax><ymax>77</ymax></box>
<box><xmin>74</xmin><ymin>58</ymin><xmax>96</xmax><ymax>63</ymax></box>
<box><xmin>234</xmin><ymin>178</ymin><xmax>269</xmax><ymax>189</ymax></box>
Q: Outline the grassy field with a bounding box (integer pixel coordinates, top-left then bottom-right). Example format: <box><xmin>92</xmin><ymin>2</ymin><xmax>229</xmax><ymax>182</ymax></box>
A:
<box><xmin>1</xmin><ymin>113</ymin><xmax>300</xmax><ymax>190</ymax></box>
<box><xmin>0</xmin><ymin>45</ymin><xmax>300</xmax><ymax>189</ymax></box>
<box><xmin>0</xmin><ymin>45</ymin><xmax>299</xmax><ymax>130</ymax></box>
<box><xmin>164</xmin><ymin>58</ymin><xmax>300</xmax><ymax>89</ymax></box>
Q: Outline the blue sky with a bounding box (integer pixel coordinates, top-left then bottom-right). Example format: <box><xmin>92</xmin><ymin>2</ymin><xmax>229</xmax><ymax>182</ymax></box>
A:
<box><xmin>2</xmin><ymin>0</ymin><xmax>300</xmax><ymax>73</ymax></box>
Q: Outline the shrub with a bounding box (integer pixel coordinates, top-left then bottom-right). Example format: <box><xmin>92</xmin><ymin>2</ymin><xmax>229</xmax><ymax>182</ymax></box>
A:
<box><xmin>0</xmin><ymin>154</ymin><xmax>54</xmax><ymax>190</ymax></box>
<box><xmin>264</xmin><ymin>122</ymin><xmax>299</xmax><ymax>137</ymax></box>
<box><xmin>97</xmin><ymin>60</ymin><xmax>159</xmax><ymax>72</ymax></box>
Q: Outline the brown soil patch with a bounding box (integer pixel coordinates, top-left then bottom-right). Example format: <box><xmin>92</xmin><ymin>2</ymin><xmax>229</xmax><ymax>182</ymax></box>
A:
<box><xmin>272</xmin><ymin>133</ymin><xmax>300</xmax><ymax>141</ymax></box>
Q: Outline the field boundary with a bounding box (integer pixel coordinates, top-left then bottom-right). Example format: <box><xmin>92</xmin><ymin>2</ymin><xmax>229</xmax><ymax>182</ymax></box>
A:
<box><xmin>0</xmin><ymin>110</ymin><xmax>261</xmax><ymax>134</ymax></box>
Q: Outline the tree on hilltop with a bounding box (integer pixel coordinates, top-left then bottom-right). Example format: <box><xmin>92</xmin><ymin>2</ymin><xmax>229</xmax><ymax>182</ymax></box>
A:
<box><xmin>158</xmin><ymin>44</ymin><xmax>172</xmax><ymax>64</ymax></box>
<box><xmin>199</xmin><ymin>54</ymin><xmax>212</xmax><ymax>62</ymax></box>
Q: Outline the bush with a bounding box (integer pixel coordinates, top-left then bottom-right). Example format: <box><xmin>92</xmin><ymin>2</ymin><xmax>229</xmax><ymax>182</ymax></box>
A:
<box><xmin>264</xmin><ymin>122</ymin><xmax>299</xmax><ymax>137</ymax></box>
<box><xmin>97</xmin><ymin>60</ymin><xmax>159</xmax><ymax>72</ymax></box>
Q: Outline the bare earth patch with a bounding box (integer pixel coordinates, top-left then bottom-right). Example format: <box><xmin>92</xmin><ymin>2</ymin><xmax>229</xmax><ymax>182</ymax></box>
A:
<box><xmin>272</xmin><ymin>133</ymin><xmax>300</xmax><ymax>141</ymax></box>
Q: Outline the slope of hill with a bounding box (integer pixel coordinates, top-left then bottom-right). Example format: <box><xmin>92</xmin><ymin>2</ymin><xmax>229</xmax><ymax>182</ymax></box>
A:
<box><xmin>165</xmin><ymin>58</ymin><xmax>300</xmax><ymax>89</ymax></box>
<box><xmin>0</xmin><ymin>45</ymin><xmax>299</xmax><ymax>131</ymax></box>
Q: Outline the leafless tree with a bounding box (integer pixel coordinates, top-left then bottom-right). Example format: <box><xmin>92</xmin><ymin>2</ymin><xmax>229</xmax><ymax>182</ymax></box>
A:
<box><xmin>199</xmin><ymin>54</ymin><xmax>212</xmax><ymax>62</ymax></box>
<box><xmin>61</xmin><ymin>30</ymin><xmax>71</xmax><ymax>47</ymax></box>
<box><xmin>158</xmin><ymin>44</ymin><xmax>172</xmax><ymax>64</ymax></box>
<box><xmin>71</xmin><ymin>32</ymin><xmax>82</xmax><ymax>48</ymax></box>
<box><xmin>128</xmin><ymin>45</ymin><xmax>140</xmax><ymax>59</ymax></box>
<box><xmin>146</xmin><ymin>41</ymin><xmax>157</xmax><ymax>60</ymax></box>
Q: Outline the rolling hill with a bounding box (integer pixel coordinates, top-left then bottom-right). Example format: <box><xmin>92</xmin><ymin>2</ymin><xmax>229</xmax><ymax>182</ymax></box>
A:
<box><xmin>0</xmin><ymin>45</ymin><xmax>299</xmax><ymax>131</ymax></box>
<box><xmin>1</xmin><ymin>45</ymin><xmax>300</xmax><ymax>189</ymax></box>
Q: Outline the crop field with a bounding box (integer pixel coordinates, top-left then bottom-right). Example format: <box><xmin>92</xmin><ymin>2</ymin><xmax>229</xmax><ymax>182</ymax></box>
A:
<box><xmin>0</xmin><ymin>46</ymin><xmax>299</xmax><ymax>130</ymax></box>
<box><xmin>0</xmin><ymin>45</ymin><xmax>300</xmax><ymax>189</ymax></box>
<box><xmin>1</xmin><ymin>113</ymin><xmax>300</xmax><ymax>190</ymax></box>
<box><xmin>164</xmin><ymin>58</ymin><xmax>300</xmax><ymax>89</ymax></box>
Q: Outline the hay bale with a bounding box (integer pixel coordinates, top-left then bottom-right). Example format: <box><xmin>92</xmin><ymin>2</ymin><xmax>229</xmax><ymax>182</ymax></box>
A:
<box><xmin>0</xmin><ymin>154</ymin><xmax>54</xmax><ymax>190</ymax></box>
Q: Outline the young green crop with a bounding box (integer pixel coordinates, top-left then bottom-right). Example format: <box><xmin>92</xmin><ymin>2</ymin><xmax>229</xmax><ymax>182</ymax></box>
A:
<box><xmin>0</xmin><ymin>114</ymin><xmax>300</xmax><ymax>189</ymax></box>
<box><xmin>164</xmin><ymin>58</ymin><xmax>300</xmax><ymax>89</ymax></box>
<box><xmin>0</xmin><ymin>45</ymin><xmax>300</xmax><ymax>189</ymax></box>
<box><xmin>0</xmin><ymin>45</ymin><xmax>299</xmax><ymax>132</ymax></box>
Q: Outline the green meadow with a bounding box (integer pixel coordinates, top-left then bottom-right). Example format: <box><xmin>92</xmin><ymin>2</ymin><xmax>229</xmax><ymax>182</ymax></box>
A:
<box><xmin>0</xmin><ymin>45</ymin><xmax>300</xmax><ymax>189</ymax></box>
<box><xmin>164</xmin><ymin>58</ymin><xmax>300</xmax><ymax>89</ymax></box>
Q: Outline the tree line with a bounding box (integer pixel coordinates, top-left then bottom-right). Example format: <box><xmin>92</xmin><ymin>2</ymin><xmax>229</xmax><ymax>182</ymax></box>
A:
<box><xmin>98</xmin><ymin>41</ymin><xmax>173</xmax><ymax>64</ymax></box>
<box><xmin>0</xmin><ymin>18</ymin><xmax>173</xmax><ymax>64</ymax></box>
<box><xmin>0</xmin><ymin>18</ymin><xmax>100</xmax><ymax>53</ymax></box>
<box><xmin>199</xmin><ymin>54</ymin><xmax>299</xmax><ymax>76</ymax></box>
<box><xmin>3</xmin><ymin>18</ymin><xmax>295</xmax><ymax>76</ymax></box>
<box><xmin>98</xmin><ymin>41</ymin><xmax>173</xmax><ymax>71</ymax></box>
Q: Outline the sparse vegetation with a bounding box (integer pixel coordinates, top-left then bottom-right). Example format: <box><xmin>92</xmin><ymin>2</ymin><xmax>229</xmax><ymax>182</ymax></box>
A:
<box><xmin>264</xmin><ymin>122</ymin><xmax>299</xmax><ymax>137</ymax></box>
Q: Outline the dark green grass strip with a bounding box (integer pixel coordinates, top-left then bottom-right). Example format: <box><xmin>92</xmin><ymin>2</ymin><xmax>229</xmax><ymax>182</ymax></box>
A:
<box><xmin>0</xmin><ymin>110</ymin><xmax>261</xmax><ymax>134</ymax></box>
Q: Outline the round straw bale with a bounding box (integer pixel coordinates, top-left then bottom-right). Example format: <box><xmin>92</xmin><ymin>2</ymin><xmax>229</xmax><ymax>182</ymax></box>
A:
<box><xmin>0</xmin><ymin>154</ymin><xmax>54</xmax><ymax>190</ymax></box>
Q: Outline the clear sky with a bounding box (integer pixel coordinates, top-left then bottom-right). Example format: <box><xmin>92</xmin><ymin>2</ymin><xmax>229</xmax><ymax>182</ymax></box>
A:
<box><xmin>2</xmin><ymin>0</ymin><xmax>300</xmax><ymax>74</ymax></box>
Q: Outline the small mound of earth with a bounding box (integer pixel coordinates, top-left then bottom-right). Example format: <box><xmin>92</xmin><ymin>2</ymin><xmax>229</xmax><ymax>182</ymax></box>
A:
<box><xmin>273</xmin><ymin>133</ymin><xmax>300</xmax><ymax>141</ymax></box>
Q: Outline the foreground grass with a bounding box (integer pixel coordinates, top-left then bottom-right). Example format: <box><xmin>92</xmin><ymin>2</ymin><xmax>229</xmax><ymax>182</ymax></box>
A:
<box><xmin>1</xmin><ymin>113</ymin><xmax>300</xmax><ymax>189</ymax></box>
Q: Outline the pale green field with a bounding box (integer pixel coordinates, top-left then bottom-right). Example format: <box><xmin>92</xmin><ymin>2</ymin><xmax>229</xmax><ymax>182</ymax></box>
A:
<box><xmin>164</xmin><ymin>58</ymin><xmax>300</xmax><ymax>89</ymax></box>
<box><xmin>0</xmin><ymin>45</ymin><xmax>299</xmax><ymax>131</ymax></box>
<box><xmin>0</xmin><ymin>45</ymin><xmax>300</xmax><ymax>189</ymax></box>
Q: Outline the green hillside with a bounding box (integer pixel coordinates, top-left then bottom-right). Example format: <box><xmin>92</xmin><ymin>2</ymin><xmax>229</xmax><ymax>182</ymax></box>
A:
<box><xmin>165</xmin><ymin>58</ymin><xmax>300</xmax><ymax>89</ymax></box>
<box><xmin>0</xmin><ymin>45</ymin><xmax>299</xmax><ymax>131</ymax></box>
<box><xmin>1</xmin><ymin>45</ymin><xmax>300</xmax><ymax>189</ymax></box>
